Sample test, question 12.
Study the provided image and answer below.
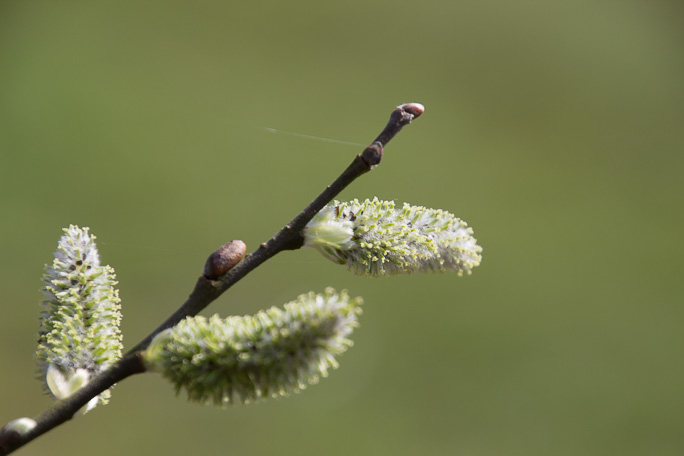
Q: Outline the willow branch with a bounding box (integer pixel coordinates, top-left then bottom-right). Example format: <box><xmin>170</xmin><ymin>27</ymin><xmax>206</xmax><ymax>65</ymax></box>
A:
<box><xmin>0</xmin><ymin>102</ymin><xmax>423</xmax><ymax>455</ymax></box>
<box><xmin>127</xmin><ymin>102</ymin><xmax>423</xmax><ymax>354</ymax></box>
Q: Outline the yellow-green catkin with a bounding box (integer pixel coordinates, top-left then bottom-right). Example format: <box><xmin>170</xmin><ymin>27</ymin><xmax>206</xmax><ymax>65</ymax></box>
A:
<box><xmin>37</xmin><ymin>225</ymin><xmax>123</xmax><ymax>413</ymax></box>
<box><xmin>143</xmin><ymin>288</ymin><xmax>362</xmax><ymax>406</ymax></box>
<box><xmin>303</xmin><ymin>198</ymin><xmax>483</xmax><ymax>277</ymax></box>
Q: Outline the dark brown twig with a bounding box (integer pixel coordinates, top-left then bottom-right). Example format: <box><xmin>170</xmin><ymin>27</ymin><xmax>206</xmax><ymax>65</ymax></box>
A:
<box><xmin>0</xmin><ymin>102</ymin><xmax>423</xmax><ymax>455</ymax></box>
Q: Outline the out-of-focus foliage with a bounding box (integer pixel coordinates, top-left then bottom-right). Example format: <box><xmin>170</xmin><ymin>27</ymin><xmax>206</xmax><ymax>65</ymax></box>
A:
<box><xmin>1</xmin><ymin>1</ymin><xmax>682</xmax><ymax>455</ymax></box>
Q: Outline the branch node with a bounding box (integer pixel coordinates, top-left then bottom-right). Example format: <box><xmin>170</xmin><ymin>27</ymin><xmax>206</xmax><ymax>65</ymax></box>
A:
<box><xmin>360</xmin><ymin>142</ymin><xmax>383</xmax><ymax>167</ymax></box>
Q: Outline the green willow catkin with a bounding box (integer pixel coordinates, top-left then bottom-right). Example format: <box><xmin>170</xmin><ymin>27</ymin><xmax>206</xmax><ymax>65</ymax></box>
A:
<box><xmin>303</xmin><ymin>198</ymin><xmax>483</xmax><ymax>277</ymax></box>
<box><xmin>143</xmin><ymin>288</ymin><xmax>362</xmax><ymax>406</ymax></box>
<box><xmin>37</xmin><ymin>225</ymin><xmax>122</xmax><ymax>413</ymax></box>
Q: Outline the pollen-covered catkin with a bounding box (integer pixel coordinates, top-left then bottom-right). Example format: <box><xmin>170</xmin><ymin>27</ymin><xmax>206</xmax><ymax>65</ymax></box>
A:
<box><xmin>37</xmin><ymin>225</ymin><xmax>123</xmax><ymax>413</ymax></box>
<box><xmin>303</xmin><ymin>198</ymin><xmax>482</xmax><ymax>277</ymax></box>
<box><xmin>143</xmin><ymin>288</ymin><xmax>362</xmax><ymax>406</ymax></box>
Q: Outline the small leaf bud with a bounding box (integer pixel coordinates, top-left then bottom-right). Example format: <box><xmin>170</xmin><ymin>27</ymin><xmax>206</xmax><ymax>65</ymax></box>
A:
<box><xmin>398</xmin><ymin>102</ymin><xmax>425</xmax><ymax>119</ymax></box>
<box><xmin>203</xmin><ymin>240</ymin><xmax>247</xmax><ymax>279</ymax></box>
<box><xmin>0</xmin><ymin>418</ymin><xmax>37</xmax><ymax>449</ymax></box>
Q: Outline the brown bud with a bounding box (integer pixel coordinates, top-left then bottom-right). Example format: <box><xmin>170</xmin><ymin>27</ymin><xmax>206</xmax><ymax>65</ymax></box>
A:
<box><xmin>203</xmin><ymin>240</ymin><xmax>246</xmax><ymax>279</ymax></box>
<box><xmin>360</xmin><ymin>142</ymin><xmax>383</xmax><ymax>166</ymax></box>
<box><xmin>398</xmin><ymin>102</ymin><xmax>425</xmax><ymax>119</ymax></box>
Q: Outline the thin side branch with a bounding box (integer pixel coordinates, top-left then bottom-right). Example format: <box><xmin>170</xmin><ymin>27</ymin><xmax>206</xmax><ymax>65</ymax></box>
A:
<box><xmin>0</xmin><ymin>103</ymin><xmax>423</xmax><ymax>455</ymax></box>
<box><xmin>0</xmin><ymin>354</ymin><xmax>145</xmax><ymax>455</ymax></box>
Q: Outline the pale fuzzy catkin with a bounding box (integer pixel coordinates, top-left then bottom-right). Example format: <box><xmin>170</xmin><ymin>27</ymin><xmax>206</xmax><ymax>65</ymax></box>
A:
<box><xmin>143</xmin><ymin>288</ymin><xmax>362</xmax><ymax>406</ymax></box>
<box><xmin>37</xmin><ymin>225</ymin><xmax>122</xmax><ymax>412</ymax></box>
<box><xmin>303</xmin><ymin>198</ymin><xmax>482</xmax><ymax>277</ymax></box>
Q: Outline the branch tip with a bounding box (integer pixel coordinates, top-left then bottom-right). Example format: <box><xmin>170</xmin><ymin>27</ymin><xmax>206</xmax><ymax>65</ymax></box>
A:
<box><xmin>373</xmin><ymin>102</ymin><xmax>424</xmax><ymax>147</ymax></box>
<box><xmin>397</xmin><ymin>102</ymin><xmax>425</xmax><ymax>119</ymax></box>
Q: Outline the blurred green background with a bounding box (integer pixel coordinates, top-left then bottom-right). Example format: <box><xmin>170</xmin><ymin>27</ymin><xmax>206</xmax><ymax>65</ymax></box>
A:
<box><xmin>1</xmin><ymin>0</ymin><xmax>683</xmax><ymax>455</ymax></box>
